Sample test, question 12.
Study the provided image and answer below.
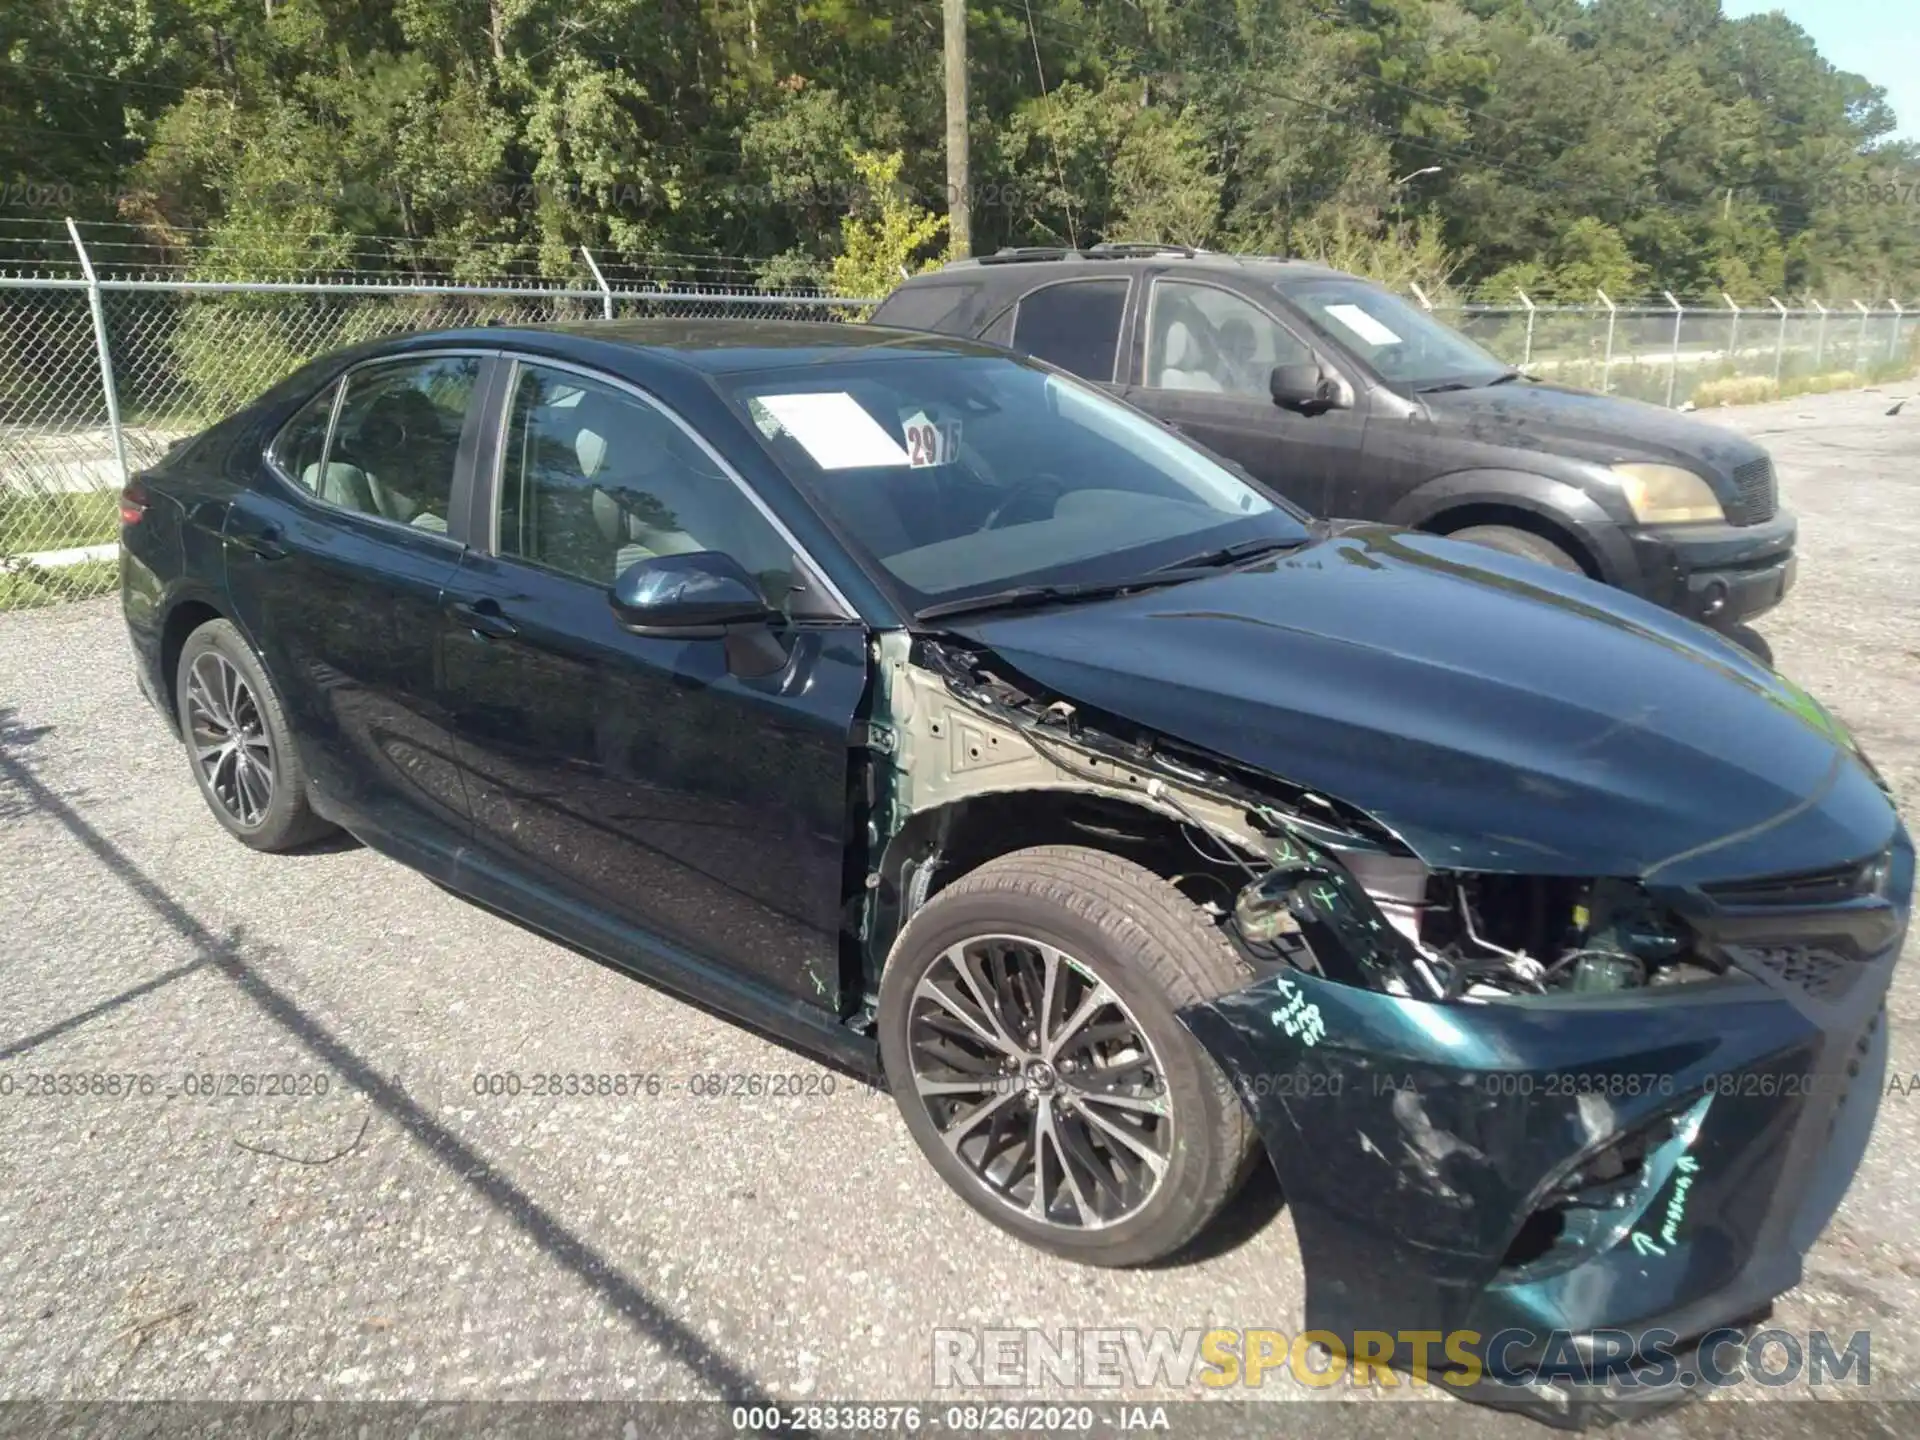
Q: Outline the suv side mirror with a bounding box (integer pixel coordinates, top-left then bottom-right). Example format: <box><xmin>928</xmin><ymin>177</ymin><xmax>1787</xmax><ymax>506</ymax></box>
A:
<box><xmin>609</xmin><ymin>551</ymin><xmax>776</xmax><ymax>638</ymax></box>
<box><xmin>1270</xmin><ymin>363</ymin><xmax>1341</xmax><ymax>413</ymax></box>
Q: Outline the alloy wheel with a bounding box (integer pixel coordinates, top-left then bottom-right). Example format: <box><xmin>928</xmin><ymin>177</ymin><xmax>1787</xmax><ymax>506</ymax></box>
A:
<box><xmin>186</xmin><ymin>651</ymin><xmax>275</xmax><ymax>827</ymax></box>
<box><xmin>905</xmin><ymin>934</ymin><xmax>1173</xmax><ymax>1230</ymax></box>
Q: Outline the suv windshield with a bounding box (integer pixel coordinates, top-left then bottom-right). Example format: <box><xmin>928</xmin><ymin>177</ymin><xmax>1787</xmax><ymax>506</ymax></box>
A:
<box><xmin>720</xmin><ymin>354</ymin><xmax>1308</xmax><ymax>613</ymax></box>
<box><xmin>1278</xmin><ymin>277</ymin><xmax>1510</xmax><ymax>391</ymax></box>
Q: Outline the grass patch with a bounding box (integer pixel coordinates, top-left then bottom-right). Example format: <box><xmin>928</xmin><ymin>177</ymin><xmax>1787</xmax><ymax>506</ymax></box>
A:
<box><xmin>1690</xmin><ymin>361</ymin><xmax>1915</xmax><ymax>409</ymax></box>
<box><xmin>0</xmin><ymin>489</ymin><xmax>120</xmax><ymax>554</ymax></box>
<box><xmin>0</xmin><ymin>556</ymin><xmax>118</xmax><ymax>611</ymax></box>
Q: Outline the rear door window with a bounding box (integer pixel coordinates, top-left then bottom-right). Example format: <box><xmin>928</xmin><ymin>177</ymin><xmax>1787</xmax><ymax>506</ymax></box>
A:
<box><xmin>1011</xmin><ymin>279</ymin><xmax>1129</xmax><ymax>382</ymax></box>
<box><xmin>320</xmin><ymin>357</ymin><xmax>482</xmax><ymax>533</ymax></box>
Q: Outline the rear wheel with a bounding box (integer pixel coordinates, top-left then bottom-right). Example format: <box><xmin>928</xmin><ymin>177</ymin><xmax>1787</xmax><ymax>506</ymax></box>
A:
<box><xmin>175</xmin><ymin>619</ymin><xmax>334</xmax><ymax>852</ymax></box>
<box><xmin>877</xmin><ymin>845</ymin><xmax>1257</xmax><ymax>1266</ymax></box>
<box><xmin>1447</xmin><ymin>523</ymin><xmax>1583</xmax><ymax>574</ymax></box>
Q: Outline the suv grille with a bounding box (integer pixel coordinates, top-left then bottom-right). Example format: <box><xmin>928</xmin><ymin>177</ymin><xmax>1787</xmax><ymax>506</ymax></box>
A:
<box><xmin>1727</xmin><ymin>457</ymin><xmax>1777</xmax><ymax>526</ymax></box>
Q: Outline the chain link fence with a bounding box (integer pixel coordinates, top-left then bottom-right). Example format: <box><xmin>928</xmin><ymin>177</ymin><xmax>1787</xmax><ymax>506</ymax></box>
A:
<box><xmin>0</xmin><ymin>250</ymin><xmax>869</xmax><ymax>606</ymax></box>
<box><xmin>1435</xmin><ymin>297</ymin><xmax>1914</xmax><ymax>410</ymax></box>
<box><xmin>4</xmin><ymin>221</ymin><xmax>1916</xmax><ymax>609</ymax></box>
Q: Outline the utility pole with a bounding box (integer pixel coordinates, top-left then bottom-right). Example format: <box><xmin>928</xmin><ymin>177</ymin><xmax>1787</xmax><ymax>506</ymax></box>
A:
<box><xmin>943</xmin><ymin>0</ymin><xmax>971</xmax><ymax>258</ymax></box>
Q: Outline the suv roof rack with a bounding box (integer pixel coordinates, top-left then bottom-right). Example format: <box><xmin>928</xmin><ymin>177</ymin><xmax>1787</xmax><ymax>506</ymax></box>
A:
<box><xmin>955</xmin><ymin>243</ymin><xmax>1297</xmax><ymax>270</ymax></box>
<box><xmin>975</xmin><ymin>246</ymin><xmax>1075</xmax><ymax>265</ymax></box>
<box><xmin>1083</xmin><ymin>241</ymin><xmax>1201</xmax><ymax>259</ymax></box>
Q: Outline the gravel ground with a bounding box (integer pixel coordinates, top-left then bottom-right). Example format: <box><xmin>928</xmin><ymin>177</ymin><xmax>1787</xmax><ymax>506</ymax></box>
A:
<box><xmin>0</xmin><ymin>383</ymin><xmax>1917</xmax><ymax>1436</ymax></box>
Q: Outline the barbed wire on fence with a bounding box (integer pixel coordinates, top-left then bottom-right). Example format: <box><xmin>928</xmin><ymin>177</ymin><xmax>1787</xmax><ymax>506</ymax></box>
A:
<box><xmin>1</xmin><ymin>217</ymin><xmax>1915</xmax><ymax>607</ymax></box>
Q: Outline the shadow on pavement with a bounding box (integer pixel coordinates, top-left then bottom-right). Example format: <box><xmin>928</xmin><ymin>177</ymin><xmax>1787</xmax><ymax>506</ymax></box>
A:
<box><xmin>0</xmin><ymin>705</ymin><xmax>781</xmax><ymax>1404</ymax></box>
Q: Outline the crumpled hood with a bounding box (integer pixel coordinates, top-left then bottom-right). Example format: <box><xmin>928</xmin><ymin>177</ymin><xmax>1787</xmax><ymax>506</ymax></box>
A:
<box><xmin>1422</xmin><ymin>380</ymin><xmax>1769</xmax><ymax>473</ymax></box>
<box><xmin>946</xmin><ymin>526</ymin><xmax>1896</xmax><ymax>882</ymax></box>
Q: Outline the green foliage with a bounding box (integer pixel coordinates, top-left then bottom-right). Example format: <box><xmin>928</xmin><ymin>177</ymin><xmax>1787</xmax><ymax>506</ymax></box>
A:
<box><xmin>829</xmin><ymin>149</ymin><xmax>947</xmax><ymax>303</ymax></box>
<box><xmin>0</xmin><ymin>0</ymin><xmax>1912</xmax><ymax>297</ymax></box>
<box><xmin>1291</xmin><ymin>213</ymin><xmax>1466</xmax><ymax>301</ymax></box>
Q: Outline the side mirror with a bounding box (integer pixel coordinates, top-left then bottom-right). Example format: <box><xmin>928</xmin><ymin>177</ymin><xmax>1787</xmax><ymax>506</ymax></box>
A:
<box><xmin>608</xmin><ymin>551</ymin><xmax>776</xmax><ymax>638</ymax></box>
<box><xmin>1270</xmin><ymin>363</ymin><xmax>1340</xmax><ymax>413</ymax></box>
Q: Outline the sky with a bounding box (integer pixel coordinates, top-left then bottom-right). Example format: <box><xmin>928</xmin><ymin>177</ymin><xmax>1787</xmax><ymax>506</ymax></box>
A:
<box><xmin>1721</xmin><ymin>1</ymin><xmax>1918</xmax><ymax>142</ymax></box>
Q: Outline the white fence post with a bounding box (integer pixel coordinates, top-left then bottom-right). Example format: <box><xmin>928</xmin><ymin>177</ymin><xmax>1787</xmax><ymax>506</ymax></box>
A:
<box><xmin>65</xmin><ymin>216</ymin><xmax>129</xmax><ymax>487</ymax></box>
<box><xmin>1664</xmin><ymin>290</ymin><xmax>1684</xmax><ymax>407</ymax></box>
<box><xmin>580</xmin><ymin>246</ymin><xmax>614</xmax><ymax>320</ymax></box>
<box><xmin>1809</xmin><ymin>297</ymin><xmax>1828</xmax><ymax>369</ymax></box>
<box><xmin>1517</xmin><ymin>289</ymin><xmax>1536</xmax><ymax>369</ymax></box>
<box><xmin>1891</xmin><ymin>299</ymin><xmax>1906</xmax><ymax>362</ymax></box>
<box><xmin>1722</xmin><ymin>292</ymin><xmax>1740</xmax><ymax>362</ymax></box>
<box><xmin>1853</xmin><ymin>299</ymin><xmax>1872</xmax><ymax>370</ymax></box>
<box><xmin>1768</xmin><ymin>296</ymin><xmax>1788</xmax><ymax>385</ymax></box>
<box><xmin>1597</xmin><ymin>289</ymin><xmax>1617</xmax><ymax>395</ymax></box>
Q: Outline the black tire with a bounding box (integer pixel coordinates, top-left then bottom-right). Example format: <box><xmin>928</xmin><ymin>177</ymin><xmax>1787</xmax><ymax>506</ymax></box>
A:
<box><xmin>878</xmin><ymin>845</ymin><xmax>1258</xmax><ymax>1267</ymax></box>
<box><xmin>1447</xmin><ymin>523</ymin><xmax>1584</xmax><ymax>574</ymax></box>
<box><xmin>175</xmin><ymin>618</ymin><xmax>335</xmax><ymax>852</ymax></box>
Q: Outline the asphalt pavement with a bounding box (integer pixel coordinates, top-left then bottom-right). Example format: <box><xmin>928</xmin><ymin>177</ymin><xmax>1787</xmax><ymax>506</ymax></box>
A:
<box><xmin>1</xmin><ymin>383</ymin><xmax>1918</xmax><ymax>1435</ymax></box>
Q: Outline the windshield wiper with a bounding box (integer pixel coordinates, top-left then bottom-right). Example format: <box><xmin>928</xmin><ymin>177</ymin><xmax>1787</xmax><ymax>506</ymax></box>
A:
<box><xmin>1419</xmin><ymin>370</ymin><xmax>1526</xmax><ymax>394</ymax></box>
<box><xmin>914</xmin><ymin>578</ymin><xmax>1179</xmax><ymax>622</ymax></box>
<box><xmin>914</xmin><ymin>536</ymin><xmax>1307</xmax><ymax>622</ymax></box>
<box><xmin>1147</xmin><ymin>535</ymin><xmax>1307</xmax><ymax>574</ymax></box>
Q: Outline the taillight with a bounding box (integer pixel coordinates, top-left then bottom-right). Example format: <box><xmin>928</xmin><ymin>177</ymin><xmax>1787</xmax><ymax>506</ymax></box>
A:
<box><xmin>118</xmin><ymin>482</ymin><xmax>147</xmax><ymax>526</ymax></box>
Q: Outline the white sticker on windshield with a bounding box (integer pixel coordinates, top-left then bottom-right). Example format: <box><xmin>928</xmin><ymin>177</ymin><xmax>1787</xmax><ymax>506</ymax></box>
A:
<box><xmin>754</xmin><ymin>392</ymin><xmax>911</xmax><ymax>469</ymax></box>
<box><xmin>1324</xmin><ymin>303</ymin><xmax>1403</xmax><ymax>347</ymax></box>
<box><xmin>899</xmin><ymin>410</ymin><xmax>961</xmax><ymax>468</ymax></box>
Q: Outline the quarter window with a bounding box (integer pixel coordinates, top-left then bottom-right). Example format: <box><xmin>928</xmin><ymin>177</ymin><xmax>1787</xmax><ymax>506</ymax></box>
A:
<box><xmin>1145</xmin><ymin>281</ymin><xmax>1313</xmax><ymax>397</ymax></box>
<box><xmin>314</xmin><ymin>357</ymin><xmax>480</xmax><ymax>532</ymax></box>
<box><xmin>1011</xmin><ymin>279</ymin><xmax>1128</xmax><ymax>382</ymax></box>
<box><xmin>269</xmin><ymin>381</ymin><xmax>338</xmax><ymax>489</ymax></box>
<box><xmin>496</xmin><ymin>362</ymin><xmax>805</xmax><ymax>607</ymax></box>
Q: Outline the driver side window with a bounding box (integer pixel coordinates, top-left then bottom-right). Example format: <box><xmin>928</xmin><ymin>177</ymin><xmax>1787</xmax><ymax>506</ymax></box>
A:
<box><xmin>1145</xmin><ymin>281</ymin><xmax>1312</xmax><ymax>399</ymax></box>
<box><xmin>495</xmin><ymin>362</ymin><xmax>806</xmax><ymax>608</ymax></box>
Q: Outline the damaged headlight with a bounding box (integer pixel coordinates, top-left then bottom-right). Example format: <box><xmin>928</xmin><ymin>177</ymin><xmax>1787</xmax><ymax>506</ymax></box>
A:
<box><xmin>1609</xmin><ymin>463</ymin><xmax>1725</xmax><ymax>524</ymax></box>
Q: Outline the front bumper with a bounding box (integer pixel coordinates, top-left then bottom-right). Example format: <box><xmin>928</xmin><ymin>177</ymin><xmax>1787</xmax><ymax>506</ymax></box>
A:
<box><xmin>1623</xmin><ymin>510</ymin><xmax>1797</xmax><ymax>626</ymax></box>
<box><xmin>1179</xmin><ymin>829</ymin><xmax>1909</xmax><ymax>1426</ymax></box>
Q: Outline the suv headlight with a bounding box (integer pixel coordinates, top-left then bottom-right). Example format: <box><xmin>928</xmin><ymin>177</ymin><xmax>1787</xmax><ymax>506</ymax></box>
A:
<box><xmin>1610</xmin><ymin>463</ymin><xmax>1725</xmax><ymax>523</ymax></box>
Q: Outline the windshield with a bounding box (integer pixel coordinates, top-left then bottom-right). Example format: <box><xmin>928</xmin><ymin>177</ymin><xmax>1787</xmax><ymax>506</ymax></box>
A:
<box><xmin>1278</xmin><ymin>277</ymin><xmax>1509</xmax><ymax>391</ymax></box>
<box><xmin>719</xmin><ymin>354</ymin><xmax>1308</xmax><ymax>612</ymax></box>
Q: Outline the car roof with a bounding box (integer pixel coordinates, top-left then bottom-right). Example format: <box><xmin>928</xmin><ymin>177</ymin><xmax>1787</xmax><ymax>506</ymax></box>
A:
<box><xmin>391</xmin><ymin>317</ymin><xmax>1008</xmax><ymax>374</ymax></box>
<box><xmin>912</xmin><ymin>248</ymin><xmax>1352</xmax><ymax>286</ymax></box>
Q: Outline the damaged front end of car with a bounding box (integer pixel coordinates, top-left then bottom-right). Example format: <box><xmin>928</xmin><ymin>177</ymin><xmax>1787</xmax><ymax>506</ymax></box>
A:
<box><xmin>1187</xmin><ymin>829</ymin><xmax>1906</xmax><ymax>1424</ymax></box>
<box><xmin>861</xmin><ymin>628</ymin><xmax>1910</xmax><ymax>1426</ymax></box>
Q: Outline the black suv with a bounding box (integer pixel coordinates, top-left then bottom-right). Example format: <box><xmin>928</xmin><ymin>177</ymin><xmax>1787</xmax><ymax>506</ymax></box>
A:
<box><xmin>872</xmin><ymin>246</ymin><xmax>1798</xmax><ymax>634</ymax></box>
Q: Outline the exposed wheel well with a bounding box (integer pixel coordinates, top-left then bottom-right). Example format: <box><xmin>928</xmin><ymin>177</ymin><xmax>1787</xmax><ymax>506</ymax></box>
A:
<box><xmin>1421</xmin><ymin>503</ymin><xmax>1600</xmax><ymax>579</ymax></box>
<box><xmin>159</xmin><ymin>599</ymin><xmax>225</xmax><ymax>718</ymax></box>
<box><xmin>865</xmin><ymin>789</ymin><xmax>1259</xmax><ymax>992</ymax></box>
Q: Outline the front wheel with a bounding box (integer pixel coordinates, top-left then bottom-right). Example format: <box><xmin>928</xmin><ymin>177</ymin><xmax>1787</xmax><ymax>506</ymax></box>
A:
<box><xmin>175</xmin><ymin>619</ymin><xmax>335</xmax><ymax>852</ymax></box>
<box><xmin>1446</xmin><ymin>523</ymin><xmax>1584</xmax><ymax>574</ymax></box>
<box><xmin>877</xmin><ymin>846</ymin><xmax>1257</xmax><ymax>1266</ymax></box>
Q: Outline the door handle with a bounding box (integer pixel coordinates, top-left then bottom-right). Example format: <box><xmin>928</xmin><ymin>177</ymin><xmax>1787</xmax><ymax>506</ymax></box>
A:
<box><xmin>448</xmin><ymin>599</ymin><xmax>518</xmax><ymax>640</ymax></box>
<box><xmin>228</xmin><ymin>522</ymin><xmax>288</xmax><ymax>560</ymax></box>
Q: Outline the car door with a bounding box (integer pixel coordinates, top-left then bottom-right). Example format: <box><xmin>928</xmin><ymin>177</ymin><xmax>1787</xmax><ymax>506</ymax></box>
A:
<box><xmin>1122</xmin><ymin>277</ymin><xmax>1368</xmax><ymax>516</ymax></box>
<box><xmin>438</xmin><ymin>355</ymin><xmax>869</xmax><ymax>1013</ymax></box>
<box><xmin>224</xmin><ymin>351</ymin><xmax>492</xmax><ymax>862</ymax></box>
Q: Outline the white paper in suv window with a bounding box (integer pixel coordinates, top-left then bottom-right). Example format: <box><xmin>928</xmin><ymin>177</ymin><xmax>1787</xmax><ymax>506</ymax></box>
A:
<box><xmin>1323</xmin><ymin>304</ymin><xmax>1403</xmax><ymax>347</ymax></box>
<box><xmin>754</xmin><ymin>392</ymin><xmax>911</xmax><ymax>469</ymax></box>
